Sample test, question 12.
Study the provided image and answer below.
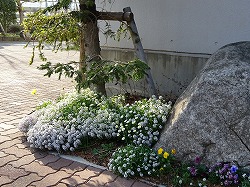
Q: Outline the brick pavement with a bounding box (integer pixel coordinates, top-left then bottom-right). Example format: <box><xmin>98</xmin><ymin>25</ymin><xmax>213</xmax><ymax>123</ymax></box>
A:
<box><xmin>0</xmin><ymin>42</ymin><xmax>155</xmax><ymax>187</ymax></box>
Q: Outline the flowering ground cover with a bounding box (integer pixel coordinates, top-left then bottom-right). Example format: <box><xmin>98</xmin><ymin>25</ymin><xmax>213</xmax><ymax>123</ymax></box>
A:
<box><xmin>19</xmin><ymin>89</ymin><xmax>250</xmax><ymax>187</ymax></box>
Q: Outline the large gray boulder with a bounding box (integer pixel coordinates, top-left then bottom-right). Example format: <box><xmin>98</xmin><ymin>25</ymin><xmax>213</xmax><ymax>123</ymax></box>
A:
<box><xmin>155</xmin><ymin>42</ymin><xmax>250</xmax><ymax>168</ymax></box>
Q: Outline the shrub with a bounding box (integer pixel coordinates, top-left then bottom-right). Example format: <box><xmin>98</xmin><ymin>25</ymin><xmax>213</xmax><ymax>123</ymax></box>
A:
<box><xmin>108</xmin><ymin>145</ymin><xmax>160</xmax><ymax>178</ymax></box>
<box><xmin>19</xmin><ymin>89</ymin><xmax>120</xmax><ymax>151</ymax></box>
<box><xmin>116</xmin><ymin>95</ymin><xmax>171</xmax><ymax>147</ymax></box>
<box><xmin>8</xmin><ymin>24</ymin><xmax>22</xmax><ymax>33</ymax></box>
<box><xmin>19</xmin><ymin>89</ymin><xmax>171</xmax><ymax>152</ymax></box>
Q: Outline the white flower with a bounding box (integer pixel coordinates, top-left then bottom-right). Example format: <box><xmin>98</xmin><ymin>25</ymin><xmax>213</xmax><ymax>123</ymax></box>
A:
<box><xmin>124</xmin><ymin>172</ymin><xmax>128</xmax><ymax>178</ymax></box>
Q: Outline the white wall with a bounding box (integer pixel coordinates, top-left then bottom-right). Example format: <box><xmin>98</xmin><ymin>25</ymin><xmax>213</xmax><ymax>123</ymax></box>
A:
<box><xmin>97</xmin><ymin>0</ymin><xmax>250</xmax><ymax>54</ymax></box>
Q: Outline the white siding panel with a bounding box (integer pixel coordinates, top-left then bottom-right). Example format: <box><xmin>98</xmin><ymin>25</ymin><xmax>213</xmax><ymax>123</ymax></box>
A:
<box><xmin>97</xmin><ymin>0</ymin><xmax>250</xmax><ymax>54</ymax></box>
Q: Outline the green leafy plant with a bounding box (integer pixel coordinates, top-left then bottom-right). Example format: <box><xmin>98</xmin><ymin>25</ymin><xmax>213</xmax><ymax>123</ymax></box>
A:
<box><xmin>157</xmin><ymin>147</ymin><xmax>176</xmax><ymax>174</ymax></box>
<box><xmin>0</xmin><ymin>0</ymin><xmax>17</xmax><ymax>33</ymax></box>
<box><xmin>240</xmin><ymin>172</ymin><xmax>250</xmax><ymax>187</ymax></box>
<box><xmin>37</xmin><ymin>58</ymin><xmax>150</xmax><ymax>92</ymax></box>
<box><xmin>36</xmin><ymin>100</ymin><xmax>52</xmax><ymax>110</ymax></box>
<box><xmin>92</xmin><ymin>143</ymin><xmax>116</xmax><ymax>160</ymax></box>
<box><xmin>22</xmin><ymin>10</ymin><xmax>80</xmax><ymax>64</ymax></box>
<box><xmin>7</xmin><ymin>24</ymin><xmax>22</xmax><ymax>33</ymax></box>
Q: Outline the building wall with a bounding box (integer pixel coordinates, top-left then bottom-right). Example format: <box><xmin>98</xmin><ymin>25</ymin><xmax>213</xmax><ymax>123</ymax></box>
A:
<box><xmin>97</xmin><ymin>0</ymin><xmax>250</xmax><ymax>96</ymax></box>
<box><xmin>101</xmin><ymin>48</ymin><xmax>209</xmax><ymax>98</ymax></box>
<box><xmin>97</xmin><ymin>0</ymin><xmax>250</xmax><ymax>54</ymax></box>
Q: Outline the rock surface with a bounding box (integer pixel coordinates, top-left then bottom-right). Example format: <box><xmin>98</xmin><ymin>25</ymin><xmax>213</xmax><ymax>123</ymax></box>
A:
<box><xmin>155</xmin><ymin>42</ymin><xmax>250</xmax><ymax>168</ymax></box>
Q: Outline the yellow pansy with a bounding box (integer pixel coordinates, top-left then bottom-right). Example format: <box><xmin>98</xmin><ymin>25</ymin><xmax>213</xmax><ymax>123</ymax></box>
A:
<box><xmin>171</xmin><ymin>149</ymin><xmax>176</xmax><ymax>155</ymax></box>
<box><xmin>31</xmin><ymin>89</ymin><xmax>37</xmax><ymax>95</ymax></box>
<box><xmin>163</xmin><ymin>152</ymin><xmax>169</xmax><ymax>159</ymax></box>
<box><xmin>158</xmin><ymin>148</ymin><xmax>163</xmax><ymax>155</ymax></box>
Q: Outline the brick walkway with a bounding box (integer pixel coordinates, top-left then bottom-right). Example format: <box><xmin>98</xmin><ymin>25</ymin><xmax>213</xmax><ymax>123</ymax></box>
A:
<box><xmin>0</xmin><ymin>42</ymin><xmax>154</xmax><ymax>187</ymax></box>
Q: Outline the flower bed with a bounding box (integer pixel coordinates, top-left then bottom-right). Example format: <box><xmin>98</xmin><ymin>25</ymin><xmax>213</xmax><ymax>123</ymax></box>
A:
<box><xmin>19</xmin><ymin>89</ymin><xmax>250</xmax><ymax>187</ymax></box>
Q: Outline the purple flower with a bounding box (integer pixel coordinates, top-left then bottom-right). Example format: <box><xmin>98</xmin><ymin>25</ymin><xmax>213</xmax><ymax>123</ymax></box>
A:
<box><xmin>216</xmin><ymin>162</ymin><xmax>222</xmax><ymax>166</ymax></box>
<box><xmin>228</xmin><ymin>174</ymin><xmax>233</xmax><ymax>180</ymax></box>
<box><xmin>230</xmin><ymin>165</ymin><xmax>238</xmax><ymax>173</ymax></box>
<box><xmin>194</xmin><ymin>156</ymin><xmax>201</xmax><ymax>164</ymax></box>
<box><xmin>219</xmin><ymin>163</ymin><xmax>230</xmax><ymax>174</ymax></box>
<box><xmin>189</xmin><ymin>166</ymin><xmax>197</xmax><ymax>176</ymax></box>
<box><xmin>219</xmin><ymin>168</ymin><xmax>225</xmax><ymax>174</ymax></box>
<box><xmin>224</xmin><ymin>163</ymin><xmax>229</xmax><ymax>169</ymax></box>
<box><xmin>224</xmin><ymin>180</ymin><xmax>232</xmax><ymax>186</ymax></box>
<box><xmin>234</xmin><ymin>174</ymin><xmax>238</xmax><ymax>180</ymax></box>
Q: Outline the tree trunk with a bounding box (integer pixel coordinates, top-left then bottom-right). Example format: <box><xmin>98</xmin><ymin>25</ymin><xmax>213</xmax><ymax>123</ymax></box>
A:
<box><xmin>79</xmin><ymin>0</ymin><xmax>106</xmax><ymax>95</ymax></box>
<box><xmin>16</xmin><ymin>0</ymin><xmax>24</xmax><ymax>24</ymax></box>
<box><xmin>0</xmin><ymin>22</ymin><xmax>6</xmax><ymax>35</ymax></box>
<box><xmin>79</xmin><ymin>26</ymin><xmax>86</xmax><ymax>81</ymax></box>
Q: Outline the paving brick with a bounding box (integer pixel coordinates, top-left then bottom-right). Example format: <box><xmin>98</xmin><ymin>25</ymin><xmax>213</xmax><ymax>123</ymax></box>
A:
<box><xmin>52</xmin><ymin>182</ymin><xmax>69</xmax><ymax>187</ymax></box>
<box><xmin>2</xmin><ymin>146</ymin><xmax>34</xmax><ymax>158</ymax></box>
<box><xmin>2</xmin><ymin>173</ymin><xmax>42</xmax><ymax>187</ymax></box>
<box><xmin>47</xmin><ymin>157</ymin><xmax>74</xmax><ymax>170</ymax></box>
<box><xmin>21</xmin><ymin>161</ymin><xmax>57</xmax><ymax>177</ymax></box>
<box><xmin>0</xmin><ymin>138</ymin><xmax>23</xmax><ymax>149</ymax></box>
<box><xmin>0</xmin><ymin>151</ymin><xmax>8</xmax><ymax>158</ymax></box>
<box><xmin>9</xmin><ymin>152</ymin><xmax>46</xmax><ymax>168</ymax></box>
<box><xmin>0</xmin><ymin>128</ymin><xmax>20</xmax><ymax>136</ymax></box>
<box><xmin>30</xmin><ymin>170</ymin><xmax>72</xmax><ymax>187</ymax></box>
<box><xmin>61</xmin><ymin>160</ymin><xmax>88</xmax><ymax>174</ymax></box>
<box><xmin>104</xmin><ymin>176</ymin><xmax>135</xmax><ymax>187</ymax></box>
<box><xmin>61</xmin><ymin>175</ymin><xmax>87</xmax><ymax>186</ymax></box>
<box><xmin>4</xmin><ymin>119</ymin><xmax>22</xmax><ymax>125</ymax></box>
<box><xmin>88</xmin><ymin>170</ymin><xmax>117</xmax><ymax>186</ymax></box>
<box><xmin>0</xmin><ymin>164</ymin><xmax>29</xmax><ymax>180</ymax></box>
<box><xmin>15</xmin><ymin>142</ymin><xmax>30</xmax><ymax>149</ymax></box>
<box><xmin>0</xmin><ymin>176</ymin><xmax>13</xmax><ymax>186</ymax></box>
<box><xmin>7</xmin><ymin>131</ymin><xmax>25</xmax><ymax>139</ymax></box>
<box><xmin>0</xmin><ymin>124</ymin><xmax>16</xmax><ymax>130</ymax></box>
<box><xmin>78</xmin><ymin>180</ymin><xmax>99</xmax><ymax>187</ymax></box>
<box><xmin>0</xmin><ymin>155</ymin><xmax>19</xmax><ymax>167</ymax></box>
<box><xmin>75</xmin><ymin>166</ymin><xmax>103</xmax><ymax>180</ymax></box>
<box><xmin>35</xmin><ymin>154</ymin><xmax>61</xmax><ymax>165</ymax></box>
<box><xmin>0</xmin><ymin>136</ymin><xmax>11</xmax><ymax>143</ymax></box>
